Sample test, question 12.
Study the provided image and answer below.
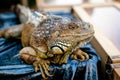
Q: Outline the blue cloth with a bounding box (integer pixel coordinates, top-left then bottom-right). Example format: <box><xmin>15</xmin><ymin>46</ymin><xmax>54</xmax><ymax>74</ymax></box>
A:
<box><xmin>0</xmin><ymin>12</ymin><xmax>101</xmax><ymax>80</ymax></box>
<box><xmin>0</xmin><ymin>12</ymin><xmax>19</xmax><ymax>30</ymax></box>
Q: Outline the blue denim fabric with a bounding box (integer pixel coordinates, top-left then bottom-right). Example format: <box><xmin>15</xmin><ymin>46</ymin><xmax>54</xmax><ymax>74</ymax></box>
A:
<box><xmin>0</xmin><ymin>12</ymin><xmax>101</xmax><ymax>80</ymax></box>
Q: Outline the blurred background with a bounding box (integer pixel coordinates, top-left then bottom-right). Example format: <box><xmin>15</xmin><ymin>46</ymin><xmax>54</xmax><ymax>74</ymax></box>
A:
<box><xmin>0</xmin><ymin>0</ymin><xmax>119</xmax><ymax>11</ymax></box>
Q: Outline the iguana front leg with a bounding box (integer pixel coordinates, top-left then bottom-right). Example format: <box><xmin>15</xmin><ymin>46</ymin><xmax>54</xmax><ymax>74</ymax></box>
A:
<box><xmin>71</xmin><ymin>49</ymin><xmax>89</xmax><ymax>61</ymax></box>
<box><xmin>19</xmin><ymin>47</ymin><xmax>53</xmax><ymax>79</ymax></box>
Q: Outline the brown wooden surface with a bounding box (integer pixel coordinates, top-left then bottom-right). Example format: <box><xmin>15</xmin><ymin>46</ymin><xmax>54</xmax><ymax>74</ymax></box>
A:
<box><xmin>111</xmin><ymin>63</ymin><xmax>120</xmax><ymax>80</ymax></box>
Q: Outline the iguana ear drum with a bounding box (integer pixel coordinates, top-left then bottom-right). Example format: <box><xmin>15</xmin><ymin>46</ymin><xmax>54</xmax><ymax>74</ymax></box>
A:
<box><xmin>51</xmin><ymin>46</ymin><xmax>64</xmax><ymax>54</ymax></box>
<box><xmin>51</xmin><ymin>41</ymin><xmax>71</xmax><ymax>54</ymax></box>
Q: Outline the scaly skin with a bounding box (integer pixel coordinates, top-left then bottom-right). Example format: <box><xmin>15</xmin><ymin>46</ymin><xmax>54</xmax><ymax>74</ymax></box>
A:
<box><xmin>0</xmin><ymin>8</ymin><xmax>94</xmax><ymax>79</ymax></box>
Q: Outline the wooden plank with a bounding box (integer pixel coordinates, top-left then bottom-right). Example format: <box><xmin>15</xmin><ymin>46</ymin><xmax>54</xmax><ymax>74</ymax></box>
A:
<box><xmin>115</xmin><ymin>0</ymin><xmax>120</xmax><ymax>2</ymax></box>
<box><xmin>80</xmin><ymin>2</ymin><xmax>115</xmax><ymax>8</ymax></box>
<box><xmin>111</xmin><ymin>63</ymin><xmax>120</xmax><ymax>80</ymax></box>
<box><xmin>42</xmin><ymin>6</ymin><xmax>72</xmax><ymax>12</ymax></box>
<box><xmin>41</xmin><ymin>4</ymin><xmax>74</xmax><ymax>9</ymax></box>
<box><xmin>36</xmin><ymin>0</ymin><xmax>81</xmax><ymax>9</ymax></box>
<box><xmin>36</xmin><ymin>0</ymin><xmax>44</xmax><ymax>8</ymax></box>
